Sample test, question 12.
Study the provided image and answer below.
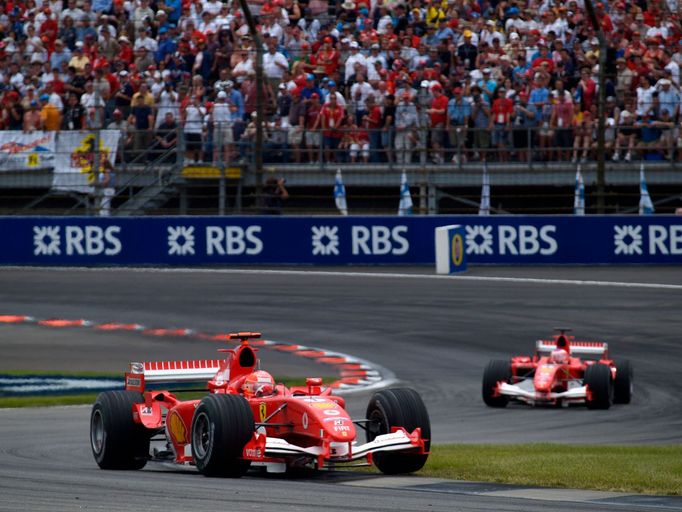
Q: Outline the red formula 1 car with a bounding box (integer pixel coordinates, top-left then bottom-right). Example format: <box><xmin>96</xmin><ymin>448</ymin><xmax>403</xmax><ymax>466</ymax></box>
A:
<box><xmin>482</xmin><ymin>330</ymin><xmax>633</xmax><ymax>409</ymax></box>
<box><xmin>90</xmin><ymin>332</ymin><xmax>430</xmax><ymax>476</ymax></box>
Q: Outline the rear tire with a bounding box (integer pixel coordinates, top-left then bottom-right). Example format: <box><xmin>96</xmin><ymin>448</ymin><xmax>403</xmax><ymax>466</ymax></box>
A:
<box><xmin>584</xmin><ymin>363</ymin><xmax>613</xmax><ymax>409</ymax></box>
<box><xmin>366</xmin><ymin>388</ymin><xmax>430</xmax><ymax>475</ymax></box>
<box><xmin>613</xmin><ymin>359</ymin><xmax>633</xmax><ymax>404</ymax></box>
<box><xmin>90</xmin><ymin>390</ymin><xmax>149</xmax><ymax>470</ymax></box>
<box><xmin>482</xmin><ymin>359</ymin><xmax>511</xmax><ymax>408</ymax></box>
<box><xmin>191</xmin><ymin>394</ymin><xmax>254</xmax><ymax>477</ymax></box>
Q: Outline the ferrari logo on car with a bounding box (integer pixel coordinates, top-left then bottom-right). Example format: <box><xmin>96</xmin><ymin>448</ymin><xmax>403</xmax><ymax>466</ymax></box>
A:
<box><xmin>259</xmin><ymin>402</ymin><xmax>267</xmax><ymax>422</ymax></box>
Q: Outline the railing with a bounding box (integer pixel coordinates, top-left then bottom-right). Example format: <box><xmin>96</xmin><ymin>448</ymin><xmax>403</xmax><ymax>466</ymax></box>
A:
<box><xmin>1</xmin><ymin>126</ymin><xmax>681</xmax><ymax>216</ymax></box>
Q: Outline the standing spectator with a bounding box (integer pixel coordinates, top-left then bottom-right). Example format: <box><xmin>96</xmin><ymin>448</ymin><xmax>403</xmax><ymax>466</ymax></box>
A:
<box><xmin>470</xmin><ymin>86</ymin><xmax>491</xmax><ymax>161</ymax></box>
<box><xmin>381</xmin><ymin>94</ymin><xmax>396</xmax><ymax>164</ymax></box>
<box><xmin>305</xmin><ymin>92</ymin><xmax>322</xmax><ymax>163</ymax></box>
<box><xmin>657</xmin><ymin>79</ymin><xmax>680</xmax><ymax>120</ymax></box>
<box><xmin>489</xmin><ymin>87</ymin><xmax>513</xmax><ymax>162</ymax></box>
<box><xmin>62</xmin><ymin>93</ymin><xmax>86</xmax><ymax>130</ymax></box>
<box><xmin>344</xmin><ymin>41</ymin><xmax>367</xmax><ymax>83</ymax></box>
<box><xmin>363</xmin><ymin>95</ymin><xmax>383</xmax><ymax>163</ymax></box>
<box><xmin>211</xmin><ymin>91</ymin><xmax>234</xmax><ymax>163</ymax></box>
<box><xmin>23</xmin><ymin>101</ymin><xmax>42</xmax><ymax>132</ymax></box>
<box><xmin>551</xmin><ymin>91</ymin><xmax>574</xmax><ymax>162</ymax></box>
<box><xmin>263</xmin><ymin>42</ymin><xmax>290</xmax><ymax>93</ymax></box>
<box><xmin>129</xmin><ymin>95</ymin><xmax>154</xmax><ymax>162</ymax></box>
<box><xmin>97</xmin><ymin>159</ymin><xmax>115</xmax><ymax>217</ymax></box>
<box><xmin>416</xmin><ymin>80</ymin><xmax>432</xmax><ymax>165</ymax></box>
<box><xmin>39</xmin><ymin>93</ymin><xmax>61</xmax><ymax>131</ymax></box>
<box><xmin>182</xmin><ymin>96</ymin><xmax>206</xmax><ymax>164</ymax></box>
<box><xmin>313</xmin><ymin>93</ymin><xmax>345</xmax><ymax>162</ymax></box>
<box><xmin>571</xmin><ymin>109</ymin><xmax>593</xmax><ymax>163</ymax></box>
<box><xmin>512</xmin><ymin>92</ymin><xmax>537</xmax><ymax>163</ymax></box>
<box><xmin>154</xmin><ymin>111</ymin><xmax>178</xmax><ymax>163</ymax></box>
<box><xmin>613</xmin><ymin>104</ymin><xmax>637</xmax><ymax>162</ymax></box>
<box><xmin>427</xmin><ymin>84</ymin><xmax>448</xmax><ymax>164</ymax></box>
<box><xmin>349</xmin><ymin>73</ymin><xmax>373</xmax><ymax>124</ymax></box>
<box><xmin>262</xmin><ymin>177</ymin><xmax>289</xmax><ymax>215</ymax></box>
<box><xmin>287</xmin><ymin>88</ymin><xmax>306</xmax><ymax>163</ymax></box>
<box><xmin>394</xmin><ymin>92</ymin><xmax>418</xmax><ymax>166</ymax></box>
<box><xmin>107</xmin><ymin>109</ymin><xmax>132</xmax><ymax>163</ymax></box>
<box><xmin>447</xmin><ymin>87</ymin><xmax>470</xmax><ymax>164</ymax></box>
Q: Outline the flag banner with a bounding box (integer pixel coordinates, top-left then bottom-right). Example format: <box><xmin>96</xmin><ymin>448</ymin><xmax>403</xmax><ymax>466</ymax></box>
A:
<box><xmin>52</xmin><ymin>131</ymin><xmax>120</xmax><ymax>194</ymax></box>
<box><xmin>478</xmin><ymin>164</ymin><xmax>490</xmax><ymax>216</ymax></box>
<box><xmin>0</xmin><ymin>131</ymin><xmax>55</xmax><ymax>171</ymax></box>
<box><xmin>334</xmin><ymin>169</ymin><xmax>348</xmax><ymax>216</ymax></box>
<box><xmin>574</xmin><ymin>165</ymin><xmax>585</xmax><ymax>215</ymax></box>
<box><xmin>639</xmin><ymin>165</ymin><xmax>654</xmax><ymax>215</ymax></box>
<box><xmin>398</xmin><ymin>170</ymin><xmax>413</xmax><ymax>216</ymax></box>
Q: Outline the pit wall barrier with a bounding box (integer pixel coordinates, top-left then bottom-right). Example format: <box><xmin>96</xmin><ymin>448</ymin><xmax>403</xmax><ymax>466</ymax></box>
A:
<box><xmin>3</xmin><ymin>216</ymin><xmax>682</xmax><ymax>266</ymax></box>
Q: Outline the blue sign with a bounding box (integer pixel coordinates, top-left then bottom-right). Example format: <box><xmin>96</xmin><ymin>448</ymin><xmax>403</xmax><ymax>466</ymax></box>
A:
<box><xmin>2</xmin><ymin>216</ymin><xmax>681</xmax><ymax>265</ymax></box>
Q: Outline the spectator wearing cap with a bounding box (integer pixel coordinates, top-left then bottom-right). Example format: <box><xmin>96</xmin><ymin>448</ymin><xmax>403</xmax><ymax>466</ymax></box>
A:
<box><xmin>489</xmin><ymin>87</ymin><xmax>513</xmax><ymax>162</ymax></box>
<box><xmin>210</xmin><ymin>91</ymin><xmax>234</xmax><ymax>163</ymax></box>
<box><xmin>39</xmin><ymin>93</ymin><xmax>61</xmax><ymax>131</ymax></box>
<box><xmin>362</xmin><ymin>94</ymin><xmax>383</xmax><ymax>163</ymax></box>
<box><xmin>134</xmin><ymin>27</ymin><xmax>158</xmax><ymax>53</ymax></box>
<box><xmin>550</xmin><ymin>88</ymin><xmax>574</xmax><ymax>161</ymax></box>
<box><xmin>156</xmin><ymin>80</ymin><xmax>179</xmax><ymax>129</ymax></box>
<box><xmin>106</xmin><ymin>109</ymin><xmax>130</xmax><ymax>163</ymax></box>
<box><xmin>447</xmin><ymin>87</ymin><xmax>471</xmax><ymax>164</ymax></box>
<box><xmin>69</xmin><ymin>42</ymin><xmax>90</xmax><ymax>70</ymax></box>
<box><xmin>276</xmin><ymin>83</ymin><xmax>292</xmax><ymax>120</ymax></box>
<box><xmin>23</xmin><ymin>99</ymin><xmax>42</xmax><ymax>132</ymax></box>
<box><xmin>457</xmin><ymin>30</ymin><xmax>478</xmax><ymax>71</ymax></box>
<box><xmin>133</xmin><ymin>0</ymin><xmax>154</xmax><ymax>32</ymax></box>
<box><xmin>344</xmin><ymin>41</ymin><xmax>367</xmax><ymax>83</ymax></box>
<box><xmin>656</xmin><ymin>79</ymin><xmax>680</xmax><ymax>120</ymax></box>
<box><xmin>326</xmin><ymin>81</ymin><xmax>346</xmax><ymax>108</ymax></box>
<box><xmin>511</xmin><ymin>91</ymin><xmax>537</xmax><ymax>163</ymax></box>
<box><xmin>182</xmin><ymin>95</ymin><xmax>206</xmax><ymax>164</ymax></box>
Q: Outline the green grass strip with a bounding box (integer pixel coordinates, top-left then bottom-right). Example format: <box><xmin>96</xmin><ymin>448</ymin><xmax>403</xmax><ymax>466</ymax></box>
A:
<box><xmin>422</xmin><ymin>444</ymin><xmax>682</xmax><ymax>496</ymax></box>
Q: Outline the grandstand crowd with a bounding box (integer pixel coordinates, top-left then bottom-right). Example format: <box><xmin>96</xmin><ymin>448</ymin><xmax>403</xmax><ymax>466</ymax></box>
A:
<box><xmin>1</xmin><ymin>0</ymin><xmax>682</xmax><ymax>165</ymax></box>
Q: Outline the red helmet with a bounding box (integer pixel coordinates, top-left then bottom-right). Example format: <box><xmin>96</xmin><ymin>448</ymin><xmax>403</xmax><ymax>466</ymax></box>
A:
<box><xmin>242</xmin><ymin>370</ymin><xmax>275</xmax><ymax>397</ymax></box>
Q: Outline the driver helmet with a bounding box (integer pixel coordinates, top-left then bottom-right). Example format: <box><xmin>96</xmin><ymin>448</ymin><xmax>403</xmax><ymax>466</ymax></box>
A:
<box><xmin>550</xmin><ymin>348</ymin><xmax>569</xmax><ymax>364</ymax></box>
<box><xmin>242</xmin><ymin>370</ymin><xmax>275</xmax><ymax>397</ymax></box>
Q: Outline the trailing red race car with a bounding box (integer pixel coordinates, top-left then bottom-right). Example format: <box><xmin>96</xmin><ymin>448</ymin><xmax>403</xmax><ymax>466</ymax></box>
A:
<box><xmin>482</xmin><ymin>329</ymin><xmax>633</xmax><ymax>409</ymax></box>
<box><xmin>90</xmin><ymin>332</ymin><xmax>430</xmax><ymax>477</ymax></box>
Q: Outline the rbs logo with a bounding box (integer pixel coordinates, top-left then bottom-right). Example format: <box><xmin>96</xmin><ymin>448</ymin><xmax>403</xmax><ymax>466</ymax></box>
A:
<box><xmin>351</xmin><ymin>226</ymin><xmax>409</xmax><ymax>255</ymax></box>
<box><xmin>33</xmin><ymin>225</ymin><xmax>122</xmax><ymax>256</ymax></box>
<box><xmin>206</xmin><ymin>226</ymin><xmax>263</xmax><ymax>255</ymax></box>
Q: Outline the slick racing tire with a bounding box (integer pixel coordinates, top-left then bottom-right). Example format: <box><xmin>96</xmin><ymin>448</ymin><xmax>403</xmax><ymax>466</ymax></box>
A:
<box><xmin>482</xmin><ymin>359</ymin><xmax>511</xmax><ymax>408</ymax></box>
<box><xmin>585</xmin><ymin>363</ymin><xmax>613</xmax><ymax>410</ymax></box>
<box><xmin>90</xmin><ymin>390</ymin><xmax>149</xmax><ymax>470</ymax></box>
<box><xmin>192</xmin><ymin>394</ymin><xmax>254</xmax><ymax>477</ymax></box>
<box><xmin>613</xmin><ymin>359</ymin><xmax>633</xmax><ymax>404</ymax></box>
<box><xmin>366</xmin><ymin>388</ymin><xmax>431</xmax><ymax>475</ymax></box>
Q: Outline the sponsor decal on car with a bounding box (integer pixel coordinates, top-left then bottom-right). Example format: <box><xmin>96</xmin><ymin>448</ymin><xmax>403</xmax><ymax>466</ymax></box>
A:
<box><xmin>259</xmin><ymin>402</ymin><xmax>267</xmax><ymax>422</ymax></box>
<box><xmin>168</xmin><ymin>411</ymin><xmax>187</xmax><ymax>444</ymax></box>
<box><xmin>302</xmin><ymin>412</ymin><xmax>309</xmax><ymax>430</ymax></box>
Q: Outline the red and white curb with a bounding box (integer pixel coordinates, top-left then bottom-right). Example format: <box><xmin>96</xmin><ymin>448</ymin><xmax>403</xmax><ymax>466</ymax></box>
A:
<box><xmin>0</xmin><ymin>315</ymin><xmax>394</xmax><ymax>395</ymax></box>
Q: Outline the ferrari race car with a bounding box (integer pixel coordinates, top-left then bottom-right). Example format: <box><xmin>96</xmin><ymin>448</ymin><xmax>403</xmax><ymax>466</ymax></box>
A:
<box><xmin>90</xmin><ymin>332</ymin><xmax>430</xmax><ymax>476</ymax></box>
<box><xmin>482</xmin><ymin>330</ymin><xmax>633</xmax><ymax>409</ymax></box>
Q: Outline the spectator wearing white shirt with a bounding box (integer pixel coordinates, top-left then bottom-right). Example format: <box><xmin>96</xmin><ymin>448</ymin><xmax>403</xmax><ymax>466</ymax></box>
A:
<box><xmin>211</xmin><ymin>91</ymin><xmax>235</xmax><ymax>163</ymax></box>
<box><xmin>263</xmin><ymin>42</ymin><xmax>289</xmax><ymax>91</ymax></box>
<box><xmin>345</xmin><ymin>41</ymin><xmax>367</xmax><ymax>82</ymax></box>
<box><xmin>134</xmin><ymin>27</ymin><xmax>158</xmax><ymax>52</ymax></box>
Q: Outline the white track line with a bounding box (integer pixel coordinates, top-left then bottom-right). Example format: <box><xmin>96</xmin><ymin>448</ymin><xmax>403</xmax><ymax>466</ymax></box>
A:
<box><xmin>9</xmin><ymin>266</ymin><xmax>682</xmax><ymax>291</ymax></box>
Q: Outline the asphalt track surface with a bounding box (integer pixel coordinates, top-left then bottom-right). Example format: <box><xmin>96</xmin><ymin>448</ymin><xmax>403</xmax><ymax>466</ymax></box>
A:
<box><xmin>1</xmin><ymin>266</ymin><xmax>681</xmax><ymax>512</ymax></box>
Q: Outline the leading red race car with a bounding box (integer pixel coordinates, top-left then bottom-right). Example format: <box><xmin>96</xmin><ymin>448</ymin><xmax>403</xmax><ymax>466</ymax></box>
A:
<box><xmin>90</xmin><ymin>332</ymin><xmax>430</xmax><ymax>476</ymax></box>
<box><xmin>482</xmin><ymin>329</ymin><xmax>633</xmax><ymax>409</ymax></box>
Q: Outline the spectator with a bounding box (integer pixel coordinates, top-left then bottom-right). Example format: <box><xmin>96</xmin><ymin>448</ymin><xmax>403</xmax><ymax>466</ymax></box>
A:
<box><xmin>428</xmin><ymin>83</ymin><xmax>448</xmax><ymax>164</ymax></box>
<box><xmin>305</xmin><ymin>92</ymin><xmax>322</xmax><ymax>163</ymax></box>
<box><xmin>287</xmin><ymin>88</ymin><xmax>306</xmax><ymax>163</ymax></box>
<box><xmin>314</xmin><ymin>93</ymin><xmax>345</xmax><ymax>162</ymax></box>
<box><xmin>129</xmin><ymin>95</ymin><xmax>154</xmax><ymax>161</ymax></box>
<box><xmin>155</xmin><ymin>112</ymin><xmax>179</xmax><ymax>162</ymax></box>
<box><xmin>182</xmin><ymin>96</ymin><xmax>206</xmax><ymax>164</ymax></box>
<box><xmin>470</xmin><ymin>86</ymin><xmax>491</xmax><ymax>161</ymax></box>
<box><xmin>447</xmin><ymin>87</ymin><xmax>470</xmax><ymax>164</ymax></box>
<box><xmin>39</xmin><ymin>94</ymin><xmax>61</xmax><ymax>131</ymax></box>
<box><xmin>262</xmin><ymin>176</ymin><xmax>289</xmax><ymax>214</ymax></box>
<box><xmin>211</xmin><ymin>91</ymin><xmax>234</xmax><ymax>163</ymax></box>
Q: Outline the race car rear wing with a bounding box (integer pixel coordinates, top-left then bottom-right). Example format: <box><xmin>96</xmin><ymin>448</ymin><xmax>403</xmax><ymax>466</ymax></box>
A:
<box><xmin>125</xmin><ymin>360</ymin><xmax>223</xmax><ymax>391</ymax></box>
<box><xmin>536</xmin><ymin>340</ymin><xmax>608</xmax><ymax>358</ymax></box>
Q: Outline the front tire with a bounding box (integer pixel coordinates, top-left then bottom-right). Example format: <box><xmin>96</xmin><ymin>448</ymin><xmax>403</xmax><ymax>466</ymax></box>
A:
<box><xmin>191</xmin><ymin>394</ymin><xmax>254</xmax><ymax>477</ymax></box>
<box><xmin>366</xmin><ymin>388</ymin><xmax>431</xmax><ymax>474</ymax></box>
<box><xmin>613</xmin><ymin>359</ymin><xmax>633</xmax><ymax>404</ymax></box>
<box><xmin>90</xmin><ymin>390</ymin><xmax>149</xmax><ymax>470</ymax></box>
<box><xmin>585</xmin><ymin>363</ymin><xmax>613</xmax><ymax>409</ymax></box>
<box><xmin>482</xmin><ymin>359</ymin><xmax>511</xmax><ymax>408</ymax></box>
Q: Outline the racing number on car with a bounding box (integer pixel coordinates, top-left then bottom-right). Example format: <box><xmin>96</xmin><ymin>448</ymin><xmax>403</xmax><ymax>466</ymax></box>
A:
<box><xmin>259</xmin><ymin>402</ymin><xmax>267</xmax><ymax>422</ymax></box>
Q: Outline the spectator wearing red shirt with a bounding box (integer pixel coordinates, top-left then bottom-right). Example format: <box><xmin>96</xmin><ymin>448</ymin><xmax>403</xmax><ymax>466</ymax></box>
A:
<box><xmin>490</xmin><ymin>88</ymin><xmax>513</xmax><ymax>162</ymax></box>
<box><xmin>316</xmin><ymin>37</ymin><xmax>340</xmax><ymax>77</ymax></box>
<box><xmin>362</xmin><ymin>94</ymin><xmax>383</xmax><ymax>163</ymax></box>
<box><xmin>427</xmin><ymin>83</ymin><xmax>448</xmax><ymax>164</ymax></box>
<box><xmin>305</xmin><ymin>92</ymin><xmax>322</xmax><ymax>163</ymax></box>
<box><xmin>313</xmin><ymin>94</ymin><xmax>346</xmax><ymax>162</ymax></box>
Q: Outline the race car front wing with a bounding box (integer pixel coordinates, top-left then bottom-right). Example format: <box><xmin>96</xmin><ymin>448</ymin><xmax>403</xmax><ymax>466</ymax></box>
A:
<box><xmin>499</xmin><ymin>382</ymin><xmax>588</xmax><ymax>403</ymax></box>
<box><xmin>242</xmin><ymin>427</ymin><xmax>426</xmax><ymax>468</ymax></box>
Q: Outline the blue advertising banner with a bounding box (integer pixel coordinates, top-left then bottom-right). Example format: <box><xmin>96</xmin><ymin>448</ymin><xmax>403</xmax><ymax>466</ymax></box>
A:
<box><xmin>2</xmin><ymin>216</ymin><xmax>681</xmax><ymax>266</ymax></box>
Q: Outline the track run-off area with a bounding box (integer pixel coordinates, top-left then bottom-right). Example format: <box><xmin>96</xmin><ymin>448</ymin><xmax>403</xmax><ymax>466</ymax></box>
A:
<box><xmin>0</xmin><ymin>266</ymin><xmax>681</xmax><ymax>512</ymax></box>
